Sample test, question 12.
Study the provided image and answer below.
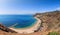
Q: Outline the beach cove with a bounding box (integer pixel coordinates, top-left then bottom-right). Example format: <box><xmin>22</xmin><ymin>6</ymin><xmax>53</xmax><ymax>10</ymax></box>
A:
<box><xmin>10</xmin><ymin>17</ymin><xmax>41</xmax><ymax>34</ymax></box>
<box><xmin>0</xmin><ymin>15</ymin><xmax>41</xmax><ymax>34</ymax></box>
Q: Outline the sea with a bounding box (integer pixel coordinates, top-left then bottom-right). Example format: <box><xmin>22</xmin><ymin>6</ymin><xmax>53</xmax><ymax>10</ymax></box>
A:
<box><xmin>0</xmin><ymin>15</ymin><xmax>37</xmax><ymax>28</ymax></box>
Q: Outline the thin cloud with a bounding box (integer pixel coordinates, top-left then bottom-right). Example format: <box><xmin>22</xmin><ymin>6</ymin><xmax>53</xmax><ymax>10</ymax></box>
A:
<box><xmin>56</xmin><ymin>7</ymin><xmax>60</xmax><ymax>10</ymax></box>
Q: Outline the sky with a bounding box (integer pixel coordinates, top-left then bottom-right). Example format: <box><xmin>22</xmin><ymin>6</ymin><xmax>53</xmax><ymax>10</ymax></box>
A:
<box><xmin>0</xmin><ymin>0</ymin><xmax>60</xmax><ymax>14</ymax></box>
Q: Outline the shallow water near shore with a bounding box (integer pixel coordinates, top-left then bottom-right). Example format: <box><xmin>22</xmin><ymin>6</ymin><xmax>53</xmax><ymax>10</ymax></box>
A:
<box><xmin>0</xmin><ymin>15</ymin><xmax>37</xmax><ymax>29</ymax></box>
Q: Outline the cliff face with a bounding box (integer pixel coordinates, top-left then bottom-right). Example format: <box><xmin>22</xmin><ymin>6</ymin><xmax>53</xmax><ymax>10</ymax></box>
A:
<box><xmin>0</xmin><ymin>11</ymin><xmax>60</xmax><ymax>35</ymax></box>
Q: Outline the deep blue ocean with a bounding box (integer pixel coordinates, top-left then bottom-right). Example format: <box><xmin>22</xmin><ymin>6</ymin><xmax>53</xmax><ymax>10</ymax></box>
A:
<box><xmin>0</xmin><ymin>15</ymin><xmax>36</xmax><ymax>28</ymax></box>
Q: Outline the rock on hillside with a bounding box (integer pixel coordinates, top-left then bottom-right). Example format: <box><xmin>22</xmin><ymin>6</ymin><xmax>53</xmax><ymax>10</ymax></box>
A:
<box><xmin>0</xmin><ymin>24</ymin><xmax>17</xmax><ymax>33</ymax></box>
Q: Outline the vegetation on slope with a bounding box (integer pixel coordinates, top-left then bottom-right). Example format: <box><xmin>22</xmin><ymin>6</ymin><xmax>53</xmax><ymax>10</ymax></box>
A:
<box><xmin>48</xmin><ymin>31</ymin><xmax>60</xmax><ymax>35</ymax></box>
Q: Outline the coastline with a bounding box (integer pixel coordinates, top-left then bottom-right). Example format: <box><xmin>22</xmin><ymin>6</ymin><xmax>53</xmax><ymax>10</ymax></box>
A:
<box><xmin>9</xmin><ymin>17</ymin><xmax>41</xmax><ymax>34</ymax></box>
<box><xmin>9</xmin><ymin>18</ymin><xmax>37</xmax><ymax>29</ymax></box>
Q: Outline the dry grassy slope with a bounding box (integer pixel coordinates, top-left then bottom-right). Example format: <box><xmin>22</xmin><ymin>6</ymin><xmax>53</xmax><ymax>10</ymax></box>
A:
<box><xmin>0</xmin><ymin>11</ymin><xmax>60</xmax><ymax>35</ymax></box>
<box><xmin>35</xmin><ymin>11</ymin><xmax>60</xmax><ymax>32</ymax></box>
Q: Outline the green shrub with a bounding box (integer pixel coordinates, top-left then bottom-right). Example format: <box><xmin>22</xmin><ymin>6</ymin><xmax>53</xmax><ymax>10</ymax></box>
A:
<box><xmin>48</xmin><ymin>32</ymin><xmax>59</xmax><ymax>35</ymax></box>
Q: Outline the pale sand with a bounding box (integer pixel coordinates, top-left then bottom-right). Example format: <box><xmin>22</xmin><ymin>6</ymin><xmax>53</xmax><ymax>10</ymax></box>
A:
<box><xmin>9</xmin><ymin>17</ymin><xmax>41</xmax><ymax>34</ymax></box>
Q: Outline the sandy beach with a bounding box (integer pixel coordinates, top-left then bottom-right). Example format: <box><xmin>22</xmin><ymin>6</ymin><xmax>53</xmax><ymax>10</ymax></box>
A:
<box><xmin>9</xmin><ymin>17</ymin><xmax>41</xmax><ymax>34</ymax></box>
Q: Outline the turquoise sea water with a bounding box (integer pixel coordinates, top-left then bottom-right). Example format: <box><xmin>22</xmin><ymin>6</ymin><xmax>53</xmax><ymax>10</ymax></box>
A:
<box><xmin>0</xmin><ymin>15</ymin><xmax>37</xmax><ymax>28</ymax></box>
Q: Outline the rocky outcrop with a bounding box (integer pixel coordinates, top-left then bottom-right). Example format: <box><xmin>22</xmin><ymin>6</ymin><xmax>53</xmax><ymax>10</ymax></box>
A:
<box><xmin>0</xmin><ymin>24</ymin><xmax>17</xmax><ymax>33</ymax></box>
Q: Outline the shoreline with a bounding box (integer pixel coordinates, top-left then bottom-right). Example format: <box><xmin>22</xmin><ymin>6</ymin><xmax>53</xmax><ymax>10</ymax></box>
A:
<box><xmin>9</xmin><ymin>18</ymin><xmax>37</xmax><ymax>30</ymax></box>
<box><xmin>9</xmin><ymin>17</ymin><xmax>41</xmax><ymax>34</ymax></box>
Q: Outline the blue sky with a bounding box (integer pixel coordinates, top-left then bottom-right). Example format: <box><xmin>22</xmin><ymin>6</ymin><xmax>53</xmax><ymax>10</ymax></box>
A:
<box><xmin>0</xmin><ymin>0</ymin><xmax>60</xmax><ymax>14</ymax></box>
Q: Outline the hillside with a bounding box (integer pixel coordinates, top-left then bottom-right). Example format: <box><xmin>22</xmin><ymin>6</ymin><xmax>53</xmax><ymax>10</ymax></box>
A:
<box><xmin>35</xmin><ymin>10</ymin><xmax>60</xmax><ymax>31</ymax></box>
<box><xmin>0</xmin><ymin>10</ymin><xmax>60</xmax><ymax>35</ymax></box>
<box><xmin>34</xmin><ymin>10</ymin><xmax>60</xmax><ymax>35</ymax></box>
